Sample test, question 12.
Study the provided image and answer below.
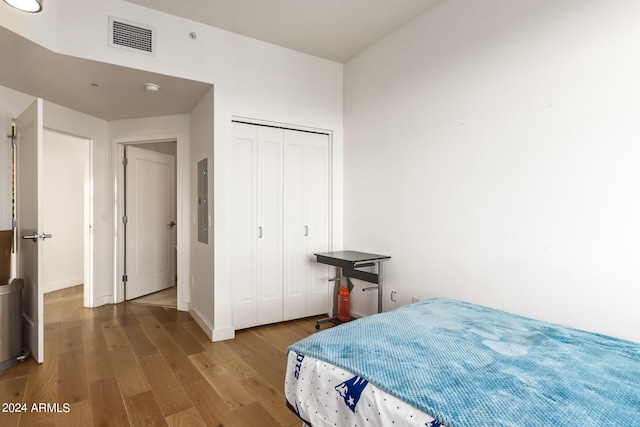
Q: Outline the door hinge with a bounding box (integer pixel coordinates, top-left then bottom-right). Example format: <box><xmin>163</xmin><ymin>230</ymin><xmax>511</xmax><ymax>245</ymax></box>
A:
<box><xmin>7</xmin><ymin>125</ymin><xmax>16</xmax><ymax>147</ymax></box>
<box><xmin>122</xmin><ymin>275</ymin><xmax>128</xmax><ymax>282</ymax></box>
<box><xmin>122</xmin><ymin>216</ymin><xmax>128</xmax><ymax>224</ymax></box>
<box><xmin>122</xmin><ymin>157</ymin><xmax>128</xmax><ymax>165</ymax></box>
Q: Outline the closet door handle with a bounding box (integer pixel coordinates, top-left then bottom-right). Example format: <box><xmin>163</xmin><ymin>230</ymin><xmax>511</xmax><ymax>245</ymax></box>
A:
<box><xmin>304</xmin><ymin>226</ymin><xmax>308</xmax><ymax>237</ymax></box>
<box><xmin>258</xmin><ymin>226</ymin><xmax>263</xmax><ymax>238</ymax></box>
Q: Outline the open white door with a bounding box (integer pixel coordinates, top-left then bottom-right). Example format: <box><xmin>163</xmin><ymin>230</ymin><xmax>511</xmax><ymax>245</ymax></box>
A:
<box><xmin>15</xmin><ymin>98</ymin><xmax>45</xmax><ymax>363</ymax></box>
<box><xmin>125</xmin><ymin>146</ymin><xmax>176</xmax><ymax>300</ymax></box>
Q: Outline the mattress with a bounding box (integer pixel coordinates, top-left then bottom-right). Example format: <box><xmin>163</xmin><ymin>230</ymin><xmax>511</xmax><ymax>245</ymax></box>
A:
<box><xmin>285</xmin><ymin>299</ymin><xmax>640</xmax><ymax>427</ymax></box>
<box><xmin>285</xmin><ymin>350</ymin><xmax>445</xmax><ymax>426</ymax></box>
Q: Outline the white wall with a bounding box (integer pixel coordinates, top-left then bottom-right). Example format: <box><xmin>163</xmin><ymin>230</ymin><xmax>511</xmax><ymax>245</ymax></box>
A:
<box><xmin>1</xmin><ymin>0</ymin><xmax>344</xmax><ymax>340</ymax></box>
<box><xmin>344</xmin><ymin>0</ymin><xmax>640</xmax><ymax>342</ymax></box>
<box><xmin>189</xmin><ymin>87</ymin><xmax>216</xmax><ymax>339</ymax></box>
<box><xmin>42</xmin><ymin>129</ymin><xmax>87</xmax><ymax>293</ymax></box>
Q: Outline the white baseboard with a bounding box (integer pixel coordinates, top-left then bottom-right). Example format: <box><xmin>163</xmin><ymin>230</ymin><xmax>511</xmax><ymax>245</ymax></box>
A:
<box><xmin>188</xmin><ymin>306</ymin><xmax>235</xmax><ymax>342</ymax></box>
<box><xmin>212</xmin><ymin>326</ymin><xmax>235</xmax><ymax>342</ymax></box>
<box><xmin>189</xmin><ymin>306</ymin><xmax>214</xmax><ymax>340</ymax></box>
<box><xmin>90</xmin><ymin>294</ymin><xmax>112</xmax><ymax>308</ymax></box>
<box><xmin>44</xmin><ymin>277</ymin><xmax>83</xmax><ymax>294</ymax></box>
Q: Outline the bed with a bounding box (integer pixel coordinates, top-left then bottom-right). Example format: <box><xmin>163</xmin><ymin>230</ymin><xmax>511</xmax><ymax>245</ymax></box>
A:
<box><xmin>284</xmin><ymin>299</ymin><xmax>640</xmax><ymax>426</ymax></box>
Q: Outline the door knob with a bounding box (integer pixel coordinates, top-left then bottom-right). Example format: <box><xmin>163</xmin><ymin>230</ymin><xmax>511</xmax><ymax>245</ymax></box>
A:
<box><xmin>168</xmin><ymin>221</ymin><xmax>176</xmax><ymax>228</ymax></box>
<box><xmin>22</xmin><ymin>233</ymin><xmax>52</xmax><ymax>242</ymax></box>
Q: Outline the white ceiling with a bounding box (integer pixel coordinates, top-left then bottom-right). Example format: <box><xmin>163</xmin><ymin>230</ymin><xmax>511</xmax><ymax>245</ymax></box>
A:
<box><xmin>125</xmin><ymin>0</ymin><xmax>442</xmax><ymax>63</ymax></box>
<box><xmin>0</xmin><ymin>1</ymin><xmax>441</xmax><ymax>121</ymax></box>
<box><xmin>0</xmin><ymin>26</ymin><xmax>212</xmax><ymax>121</ymax></box>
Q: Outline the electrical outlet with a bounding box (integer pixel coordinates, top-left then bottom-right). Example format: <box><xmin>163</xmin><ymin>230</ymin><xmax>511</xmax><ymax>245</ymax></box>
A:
<box><xmin>411</xmin><ymin>297</ymin><xmax>421</xmax><ymax>303</ymax></box>
<box><xmin>390</xmin><ymin>291</ymin><xmax>397</xmax><ymax>302</ymax></box>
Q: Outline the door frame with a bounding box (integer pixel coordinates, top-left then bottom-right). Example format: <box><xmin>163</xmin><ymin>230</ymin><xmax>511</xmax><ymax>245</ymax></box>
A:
<box><xmin>113</xmin><ymin>133</ymin><xmax>188</xmax><ymax>311</ymax></box>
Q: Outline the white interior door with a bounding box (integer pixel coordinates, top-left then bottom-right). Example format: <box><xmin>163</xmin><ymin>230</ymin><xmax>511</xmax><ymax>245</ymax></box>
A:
<box><xmin>15</xmin><ymin>98</ymin><xmax>45</xmax><ymax>363</ymax></box>
<box><xmin>125</xmin><ymin>146</ymin><xmax>176</xmax><ymax>300</ymax></box>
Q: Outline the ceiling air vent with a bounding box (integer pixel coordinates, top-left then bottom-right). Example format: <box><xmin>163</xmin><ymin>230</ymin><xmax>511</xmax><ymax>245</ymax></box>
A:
<box><xmin>109</xmin><ymin>16</ymin><xmax>155</xmax><ymax>55</ymax></box>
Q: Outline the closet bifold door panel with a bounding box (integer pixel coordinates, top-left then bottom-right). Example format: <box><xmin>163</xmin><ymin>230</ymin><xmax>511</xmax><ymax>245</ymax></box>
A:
<box><xmin>283</xmin><ymin>130</ymin><xmax>330</xmax><ymax>321</ymax></box>
<box><xmin>233</xmin><ymin>123</ymin><xmax>284</xmax><ymax>330</ymax></box>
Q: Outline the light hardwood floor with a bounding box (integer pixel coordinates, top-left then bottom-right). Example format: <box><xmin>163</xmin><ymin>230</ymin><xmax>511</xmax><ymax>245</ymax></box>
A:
<box><xmin>0</xmin><ymin>285</ymin><xmax>321</xmax><ymax>426</ymax></box>
<box><xmin>130</xmin><ymin>287</ymin><xmax>177</xmax><ymax>308</ymax></box>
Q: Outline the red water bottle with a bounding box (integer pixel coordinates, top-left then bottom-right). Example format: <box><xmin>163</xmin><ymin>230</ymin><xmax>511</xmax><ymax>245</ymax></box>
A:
<box><xmin>337</xmin><ymin>286</ymin><xmax>350</xmax><ymax>322</ymax></box>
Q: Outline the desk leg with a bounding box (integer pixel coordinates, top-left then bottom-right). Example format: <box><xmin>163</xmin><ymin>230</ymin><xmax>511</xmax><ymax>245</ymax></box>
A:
<box><xmin>315</xmin><ymin>267</ymin><xmax>343</xmax><ymax>329</ymax></box>
<box><xmin>377</xmin><ymin>261</ymin><xmax>383</xmax><ymax>313</ymax></box>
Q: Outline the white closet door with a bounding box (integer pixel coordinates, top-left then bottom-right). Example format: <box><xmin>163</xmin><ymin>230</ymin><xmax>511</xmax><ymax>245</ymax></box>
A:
<box><xmin>233</xmin><ymin>123</ymin><xmax>259</xmax><ymax>329</ymax></box>
<box><xmin>233</xmin><ymin>123</ymin><xmax>284</xmax><ymax>329</ymax></box>
<box><xmin>256</xmin><ymin>126</ymin><xmax>284</xmax><ymax>325</ymax></box>
<box><xmin>283</xmin><ymin>130</ymin><xmax>330</xmax><ymax>320</ymax></box>
<box><xmin>305</xmin><ymin>134</ymin><xmax>330</xmax><ymax>316</ymax></box>
<box><xmin>283</xmin><ymin>137</ymin><xmax>307</xmax><ymax>319</ymax></box>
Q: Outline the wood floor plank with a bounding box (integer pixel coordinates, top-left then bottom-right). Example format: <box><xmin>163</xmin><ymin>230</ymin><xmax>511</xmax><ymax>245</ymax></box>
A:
<box><xmin>189</xmin><ymin>351</ymin><xmax>256</xmax><ymax>411</ymax></box>
<box><xmin>138</xmin><ymin>354</ymin><xmax>193</xmax><ymax>416</ymax></box>
<box><xmin>232</xmin><ymin>401</ymin><xmax>282</xmax><ymax>427</ymax></box>
<box><xmin>146</xmin><ymin>305</ymin><xmax>177</xmax><ymax>324</ymax></box>
<box><xmin>179</xmin><ymin>320</ymin><xmax>212</xmax><ymax>346</ymax></box>
<box><xmin>164</xmin><ymin>407</ymin><xmax>208</xmax><ymax>427</ymax></box>
<box><xmin>0</xmin><ymin>357</ymin><xmax>33</xmax><ymax>382</ymax></box>
<box><xmin>162</xmin><ymin>322</ymin><xmax>206</xmax><ymax>356</ymax></box>
<box><xmin>137</xmin><ymin>311</ymin><xmax>173</xmax><ymax>342</ymax></box>
<box><xmin>57</xmin><ymin>350</ymin><xmax>89</xmax><ymax>404</ymax></box>
<box><xmin>0</xmin><ymin>376</ymin><xmax>29</xmax><ymax>427</ymax></box>
<box><xmin>152</xmin><ymin>336</ymin><xmax>202</xmax><ymax>385</ymax></box>
<box><xmin>58</xmin><ymin>325</ymin><xmax>84</xmax><ymax>354</ymax></box>
<box><xmin>124</xmin><ymin>324</ymin><xmax>159</xmax><ymax>359</ymax></box>
<box><xmin>181</xmin><ymin>378</ymin><xmax>239</xmax><ymax>427</ymax></box>
<box><xmin>112</xmin><ymin>304</ymin><xmax>142</xmax><ymax>327</ymax></box>
<box><xmin>102</xmin><ymin>319</ymin><xmax>132</xmax><ymax>351</ymax></box>
<box><xmin>239</xmin><ymin>374</ymin><xmax>301</xmax><ymax>427</ymax></box>
<box><xmin>19</xmin><ymin>339</ymin><xmax>59</xmax><ymax>427</ymax></box>
<box><xmin>55</xmin><ymin>400</ymin><xmax>92</xmax><ymax>427</ymax></box>
<box><xmin>80</xmin><ymin>317</ymin><xmax>106</xmax><ymax>342</ymax></box>
<box><xmin>124</xmin><ymin>390</ymin><xmax>168</xmax><ymax>427</ymax></box>
<box><xmin>243</xmin><ymin>350</ymin><xmax>288</xmax><ymax>395</ymax></box>
<box><xmin>44</xmin><ymin>321</ymin><xmax>62</xmax><ymax>343</ymax></box>
<box><xmin>201</xmin><ymin>341</ymin><xmax>258</xmax><ymax>382</ymax></box>
<box><xmin>89</xmin><ymin>377</ymin><xmax>130</xmax><ymax>427</ymax></box>
<box><xmin>109</xmin><ymin>347</ymin><xmax>151</xmax><ymax>398</ymax></box>
<box><xmin>84</xmin><ymin>337</ymin><xmax>115</xmax><ymax>384</ymax></box>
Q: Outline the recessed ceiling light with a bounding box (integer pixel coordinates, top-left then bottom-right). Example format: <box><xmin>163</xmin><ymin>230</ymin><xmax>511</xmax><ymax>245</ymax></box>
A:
<box><xmin>3</xmin><ymin>0</ymin><xmax>43</xmax><ymax>13</ymax></box>
<box><xmin>144</xmin><ymin>83</ymin><xmax>160</xmax><ymax>93</ymax></box>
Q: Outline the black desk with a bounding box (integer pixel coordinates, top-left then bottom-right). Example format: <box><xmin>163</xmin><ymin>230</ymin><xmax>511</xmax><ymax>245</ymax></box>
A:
<box><xmin>314</xmin><ymin>251</ymin><xmax>390</xmax><ymax>329</ymax></box>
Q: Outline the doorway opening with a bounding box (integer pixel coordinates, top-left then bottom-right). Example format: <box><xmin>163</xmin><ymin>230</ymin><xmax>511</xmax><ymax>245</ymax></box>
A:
<box><xmin>115</xmin><ymin>138</ymin><xmax>180</xmax><ymax>309</ymax></box>
<box><xmin>42</xmin><ymin>129</ymin><xmax>92</xmax><ymax>296</ymax></box>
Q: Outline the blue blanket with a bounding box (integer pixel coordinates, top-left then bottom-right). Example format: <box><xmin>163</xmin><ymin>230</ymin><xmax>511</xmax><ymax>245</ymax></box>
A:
<box><xmin>288</xmin><ymin>299</ymin><xmax>640</xmax><ymax>426</ymax></box>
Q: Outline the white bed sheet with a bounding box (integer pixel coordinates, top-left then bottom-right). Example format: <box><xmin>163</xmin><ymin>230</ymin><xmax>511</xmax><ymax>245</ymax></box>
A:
<box><xmin>285</xmin><ymin>350</ymin><xmax>446</xmax><ymax>427</ymax></box>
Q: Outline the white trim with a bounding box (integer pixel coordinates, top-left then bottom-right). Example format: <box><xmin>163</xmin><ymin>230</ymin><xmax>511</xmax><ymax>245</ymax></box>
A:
<box><xmin>231</xmin><ymin>116</ymin><xmax>332</xmax><ymax>135</ymax></box>
<box><xmin>43</xmin><ymin>277</ymin><xmax>84</xmax><ymax>294</ymax></box>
